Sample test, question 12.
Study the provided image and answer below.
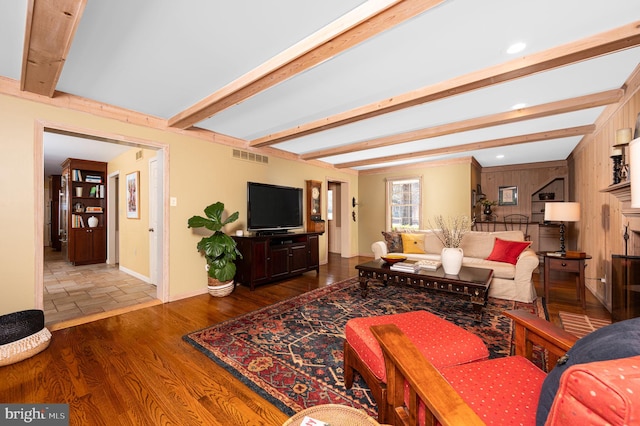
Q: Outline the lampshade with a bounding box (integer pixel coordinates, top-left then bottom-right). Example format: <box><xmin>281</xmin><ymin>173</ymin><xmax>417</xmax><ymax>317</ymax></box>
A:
<box><xmin>544</xmin><ymin>202</ymin><xmax>580</xmax><ymax>222</ymax></box>
<box><xmin>616</xmin><ymin>128</ymin><xmax>633</xmax><ymax>146</ymax></box>
<box><xmin>630</xmin><ymin>138</ymin><xmax>640</xmax><ymax>208</ymax></box>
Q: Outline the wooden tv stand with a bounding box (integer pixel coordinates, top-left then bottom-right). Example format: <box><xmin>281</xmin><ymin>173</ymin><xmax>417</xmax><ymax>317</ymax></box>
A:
<box><xmin>233</xmin><ymin>232</ymin><xmax>321</xmax><ymax>290</ymax></box>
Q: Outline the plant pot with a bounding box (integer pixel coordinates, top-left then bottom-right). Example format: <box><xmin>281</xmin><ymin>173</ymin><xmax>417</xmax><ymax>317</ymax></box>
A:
<box><xmin>441</xmin><ymin>247</ymin><xmax>463</xmax><ymax>275</ymax></box>
<box><xmin>483</xmin><ymin>205</ymin><xmax>492</xmax><ymax>216</ymax></box>
<box><xmin>207</xmin><ymin>277</ymin><xmax>235</xmax><ymax>297</ymax></box>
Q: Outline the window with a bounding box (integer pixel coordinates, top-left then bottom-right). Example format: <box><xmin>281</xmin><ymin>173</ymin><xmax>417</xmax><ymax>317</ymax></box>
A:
<box><xmin>387</xmin><ymin>177</ymin><xmax>421</xmax><ymax>230</ymax></box>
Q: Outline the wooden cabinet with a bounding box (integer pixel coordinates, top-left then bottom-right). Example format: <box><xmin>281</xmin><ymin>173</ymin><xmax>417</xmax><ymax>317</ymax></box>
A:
<box><xmin>61</xmin><ymin>158</ymin><xmax>107</xmax><ymax>265</ymax></box>
<box><xmin>539</xmin><ymin>224</ymin><xmax>561</xmax><ymax>253</ymax></box>
<box><xmin>306</xmin><ymin>180</ymin><xmax>325</xmax><ymax>233</ymax></box>
<box><xmin>70</xmin><ymin>228</ymin><xmax>106</xmax><ymax>264</ymax></box>
<box><xmin>307</xmin><ymin>234</ymin><xmax>320</xmax><ymax>270</ymax></box>
<box><xmin>233</xmin><ymin>232</ymin><xmax>321</xmax><ymax>290</ymax></box>
<box><xmin>611</xmin><ymin>255</ymin><xmax>640</xmax><ymax>321</ymax></box>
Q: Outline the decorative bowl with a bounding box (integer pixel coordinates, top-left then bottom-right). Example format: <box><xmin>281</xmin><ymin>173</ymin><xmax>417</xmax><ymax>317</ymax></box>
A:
<box><xmin>539</xmin><ymin>192</ymin><xmax>555</xmax><ymax>200</ymax></box>
<box><xmin>381</xmin><ymin>254</ymin><xmax>407</xmax><ymax>265</ymax></box>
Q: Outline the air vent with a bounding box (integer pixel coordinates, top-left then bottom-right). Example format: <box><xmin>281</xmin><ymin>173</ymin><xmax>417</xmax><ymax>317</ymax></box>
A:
<box><xmin>232</xmin><ymin>149</ymin><xmax>268</xmax><ymax>165</ymax></box>
<box><xmin>135</xmin><ymin>150</ymin><xmax>143</xmax><ymax>160</ymax></box>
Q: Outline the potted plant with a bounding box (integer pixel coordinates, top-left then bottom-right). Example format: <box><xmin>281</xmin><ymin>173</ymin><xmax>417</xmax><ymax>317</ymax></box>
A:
<box><xmin>478</xmin><ymin>199</ymin><xmax>497</xmax><ymax>216</ymax></box>
<box><xmin>188</xmin><ymin>202</ymin><xmax>242</xmax><ymax>297</ymax></box>
<box><xmin>428</xmin><ymin>215</ymin><xmax>471</xmax><ymax>275</ymax></box>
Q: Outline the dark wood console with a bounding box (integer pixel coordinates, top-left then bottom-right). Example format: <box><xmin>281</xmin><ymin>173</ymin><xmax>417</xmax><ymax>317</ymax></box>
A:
<box><xmin>233</xmin><ymin>232</ymin><xmax>320</xmax><ymax>290</ymax></box>
<box><xmin>612</xmin><ymin>255</ymin><xmax>640</xmax><ymax>321</ymax></box>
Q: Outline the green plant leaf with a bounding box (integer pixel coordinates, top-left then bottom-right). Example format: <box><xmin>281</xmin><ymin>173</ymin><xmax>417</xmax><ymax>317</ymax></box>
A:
<box><xmin>187</xmin><ymin>215</ymin><xmax>215</xmax><ymax>231</ymax></box>
<box><xmin>189</xmin><ymin>201</ymin><xmax>241</xmax><ymax>281</ymax></box>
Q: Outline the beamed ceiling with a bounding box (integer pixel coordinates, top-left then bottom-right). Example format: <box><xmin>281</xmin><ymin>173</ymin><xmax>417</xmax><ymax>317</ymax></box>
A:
<box><xmin>1</xmin><ymin>1</ymin><xmax>640</xmax><ymax>174</ymax></box>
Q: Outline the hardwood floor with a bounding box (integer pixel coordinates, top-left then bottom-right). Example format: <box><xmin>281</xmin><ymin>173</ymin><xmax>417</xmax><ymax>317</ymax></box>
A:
<box><xmin>1</xmin><ymin>254</ymin><xmax>609</xmax><ymax>425</ymax></box>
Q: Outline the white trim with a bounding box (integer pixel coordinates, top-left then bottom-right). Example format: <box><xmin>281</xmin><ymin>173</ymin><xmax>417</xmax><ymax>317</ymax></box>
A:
<box><xmin>118</xmin><ymin>265</ymin><xmax>152</xmax><ymax>284</ymax></box>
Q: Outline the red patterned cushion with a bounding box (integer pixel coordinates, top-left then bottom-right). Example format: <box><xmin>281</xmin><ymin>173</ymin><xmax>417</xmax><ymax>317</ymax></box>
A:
<box><xmin>441</xmin><ymin>356</ymin><xmax>545</xmax><ymax>425</ymax></box>
<box><xmin>546</xmin><ymin>356</ymin><xmax>640</xmax><ymax>426</ymax></box>
<box><xmin>345</xmin><ymin>311</ymin><xmax>489</xmax><ymax>382</ymax></box>
<box><xmin>486</xmin><ymin>238</ymin><xmax>531</xmax><ymax>265</ymax></box>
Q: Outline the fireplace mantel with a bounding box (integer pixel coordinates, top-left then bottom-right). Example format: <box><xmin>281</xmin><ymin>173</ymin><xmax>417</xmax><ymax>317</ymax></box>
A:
<box><xmin>601</xmin><ymin>182</ymin><xmax>640</xmax><ymax>228</ymax></box>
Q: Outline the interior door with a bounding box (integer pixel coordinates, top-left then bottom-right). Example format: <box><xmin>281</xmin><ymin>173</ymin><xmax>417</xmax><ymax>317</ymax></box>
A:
<box><xmin>149</xmin><ymin>157</ymin><xmax>158</xmax><ymax>286</ymax></box>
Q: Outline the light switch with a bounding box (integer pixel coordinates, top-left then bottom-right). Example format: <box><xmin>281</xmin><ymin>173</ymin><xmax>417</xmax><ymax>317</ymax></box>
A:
<box><xmin>170</xmin><ymin>197</ymin><xmax>177</xmax><ymax>206</ymax></box>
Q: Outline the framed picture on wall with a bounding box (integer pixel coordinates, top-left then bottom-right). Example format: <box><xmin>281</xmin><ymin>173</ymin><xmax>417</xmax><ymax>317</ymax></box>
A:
<box><xmin>126</xmin><ymin>171</ymin><xmax>140</xmax><ymax>219</ymax></box>
<box><xmin>499</xmin><ymin>186</ymin><xmax>518</xmax><ymax>206</ymax></box>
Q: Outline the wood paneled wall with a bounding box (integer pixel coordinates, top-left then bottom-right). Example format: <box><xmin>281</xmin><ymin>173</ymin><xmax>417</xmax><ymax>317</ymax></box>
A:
<box><xmin>481</xmin><ymin>161</ymin><xmax>568</xmax><ymax>221</ymax></box>
<box><xmin>569</xmin><ymin>65</ymin><xmax>640</xmax><ymax>310</ymax></box>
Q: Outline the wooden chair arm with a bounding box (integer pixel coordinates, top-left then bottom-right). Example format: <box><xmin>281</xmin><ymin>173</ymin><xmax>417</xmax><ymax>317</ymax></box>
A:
<box><xmin>503</xmin><ymin>309</ymin><xmax>578</xmax><ymax>371</ymax></box>
<box><xmin>370</xmin><ymin>324</ymin><xmax>484</xmax><ymax>426</ymax></box>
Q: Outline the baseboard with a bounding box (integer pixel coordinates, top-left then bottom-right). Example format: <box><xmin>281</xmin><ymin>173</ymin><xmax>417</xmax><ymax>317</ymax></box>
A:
<box><xmin>118</xmin><ymin>265</ymin><xmax>152</xmax><ymax>284</ymax></box>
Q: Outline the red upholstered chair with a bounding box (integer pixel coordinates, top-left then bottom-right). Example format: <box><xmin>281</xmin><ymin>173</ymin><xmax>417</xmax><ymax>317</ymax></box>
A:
<box><xmin>370</xmin><ymin>311</ymin><xmax>640</xmax><ymax>426</ymax></box>
<box><xmin>343</xmin><ymin>310</ymin><xmax>490</xmax><ymax>423</ymax></box>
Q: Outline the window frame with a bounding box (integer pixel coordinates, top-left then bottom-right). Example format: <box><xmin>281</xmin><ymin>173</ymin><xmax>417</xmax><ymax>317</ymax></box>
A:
<box><xmin>385</xmin><ymin>176</ymin><xmax>422</xmax><ymax>231</ymax></box>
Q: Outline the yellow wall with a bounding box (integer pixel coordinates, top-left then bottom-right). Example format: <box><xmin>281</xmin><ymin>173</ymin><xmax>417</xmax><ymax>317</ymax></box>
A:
<box><xmin>357</xmin><ymin>159</ymin><xmax>473</xmax><ymax>254</ymax></box>
<box><xmin>0</xmin><ymin>93</ymin><xmax>357</xmax><ymax>315</ymax></box>
<box><xmin>108</xmin><ymin>148</ymin><xmax>155</xmax><ymax>278</ymax></box>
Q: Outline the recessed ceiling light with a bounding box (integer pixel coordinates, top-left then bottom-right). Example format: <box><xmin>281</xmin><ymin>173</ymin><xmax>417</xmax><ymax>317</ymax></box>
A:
<box><xmin>512</xmin><ymin>103</ymin><xmax>527</xmax><ymax>110</ymax></box>
<box><xmin>507</xmin><ymin>42</ymin><xmax>526</xmax><ymax>54</ymax></box>
<box><xmin>496</xmin><ymin>154</ymin><xmax>505</xmax><ymax>159</ymax></box>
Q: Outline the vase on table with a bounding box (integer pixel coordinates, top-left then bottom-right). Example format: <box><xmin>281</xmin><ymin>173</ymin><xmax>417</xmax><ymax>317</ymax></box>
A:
<box><xmin>441</xmin><ymin>247</ymin><xmax>463</xmax><ymax>275</ymax></box>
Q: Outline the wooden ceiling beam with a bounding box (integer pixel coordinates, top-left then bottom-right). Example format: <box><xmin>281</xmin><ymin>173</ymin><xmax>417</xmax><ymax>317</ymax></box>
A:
<box><xmin>21</xmin><ymin>0</ymin><xmax>86</xmax><ymax>97</ymax></box>
<box><xmin>302</xmin><ymin>89</ymin><xmax>622</xmax><ymax>160</ymax></box>
<box><xmin>251</xmin><ymin>21</ymin><xmax>640</xmax><ymax>148</ymax></box>
<box><xmin>335</xmin><ymin>125</ymin><xmax>595</xmax><ymax>169</ymax></box>
<box><xmin>168</xmin><ymin>0</ymin><xmax>444</xmax><ymax>130</ymax></box>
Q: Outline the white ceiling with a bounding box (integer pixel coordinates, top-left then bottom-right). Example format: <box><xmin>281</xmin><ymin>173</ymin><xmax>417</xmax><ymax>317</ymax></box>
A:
<box><xmin>42</xmin><ymin>132</ymin><xmax>133</xmax><ymax>178</ymax></box>
<box><xmin>2</xmin><ymin>1</ymin><xmax>640</xmax><ymax>174</ymax></box>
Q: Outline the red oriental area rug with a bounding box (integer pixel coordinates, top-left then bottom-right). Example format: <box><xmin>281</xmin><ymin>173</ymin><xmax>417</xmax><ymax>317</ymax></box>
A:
<box><xmin>183</xmin><ymin>277</ymin><xmax>546</xmax><ymax>418</ymax></box>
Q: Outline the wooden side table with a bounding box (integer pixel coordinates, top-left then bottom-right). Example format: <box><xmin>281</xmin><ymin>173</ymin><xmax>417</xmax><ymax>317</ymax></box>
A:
<box><xmin>543</xmin><ymin>253</ymin><xmax>591</xmax><ymax>309</ymax></box>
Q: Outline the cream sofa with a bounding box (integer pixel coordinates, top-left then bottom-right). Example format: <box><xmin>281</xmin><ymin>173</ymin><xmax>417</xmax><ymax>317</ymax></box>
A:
<box><xmin>371</xmin><ymin>230</ymin><xmax>539</xmax><ymax>303</ymax></box>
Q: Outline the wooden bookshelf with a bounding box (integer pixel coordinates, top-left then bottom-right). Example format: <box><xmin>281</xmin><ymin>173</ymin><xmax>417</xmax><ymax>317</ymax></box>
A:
<box><xmin>61</xmin><ymin>158</ymin><xmax>107</xmax><ymax>265</ymax></box>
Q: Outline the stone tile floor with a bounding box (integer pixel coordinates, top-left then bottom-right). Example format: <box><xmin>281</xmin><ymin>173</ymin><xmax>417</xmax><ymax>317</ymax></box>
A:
<box><xmin>44</xmin><ymin>248</ymin><xmax>157</xmax><ymax>326</ymax></box>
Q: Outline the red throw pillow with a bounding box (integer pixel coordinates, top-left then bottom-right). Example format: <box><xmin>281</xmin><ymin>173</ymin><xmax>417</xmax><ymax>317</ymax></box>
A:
<box><xmin>486</xmin><ymin>238</ymin><xmax>531</xmax><ymax>265</ymax></box>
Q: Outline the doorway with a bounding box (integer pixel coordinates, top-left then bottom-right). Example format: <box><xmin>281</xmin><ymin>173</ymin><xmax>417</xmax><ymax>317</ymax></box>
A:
<box><xmin>326</xmin><ymin>179</ymin><xmax>352</xmax><ymax>258</ymax></box>
<box><xmin>328</xmin><ymin>182</ymin><xmax>342</xmax><ymax>254</ymax></box>
<box><xmin>36</xmin><ymin>123</ymin><xmax>169</xmax><ymax>326</ymax></box>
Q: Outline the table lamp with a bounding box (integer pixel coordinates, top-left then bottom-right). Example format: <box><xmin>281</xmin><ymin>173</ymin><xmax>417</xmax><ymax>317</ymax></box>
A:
<box><xmin>544</xmin><ymin>202</ymin><xmax>580</xmax><ymax>255</ymax></box>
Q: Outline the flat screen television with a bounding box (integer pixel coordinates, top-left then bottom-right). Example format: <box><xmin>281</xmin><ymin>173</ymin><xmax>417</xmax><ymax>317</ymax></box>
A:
<box><xmin>247</xmin><ymin>182</ymin><xmax>303</xmax><ymax>234</ymax></box>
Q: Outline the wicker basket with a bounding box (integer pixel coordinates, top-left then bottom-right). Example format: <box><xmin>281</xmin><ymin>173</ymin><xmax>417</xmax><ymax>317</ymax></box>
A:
<box><xmin>0</xmin><ymin>310</ymin><xmax>51</xmax><ymax>366</ymax></box>
<box><xmin>207</xmin><ymin>280</ymin><xmax>235</xmax><ymax>297</ymax></box>
<box><xmin>0</xmin><ymin>309</ymin><xmax>45</xmax><ymax>345</ymax></box>
<box><xmin>283</xmin><ymin>404</ymin><xmax>380</xmax><ymax>425</ymax></box>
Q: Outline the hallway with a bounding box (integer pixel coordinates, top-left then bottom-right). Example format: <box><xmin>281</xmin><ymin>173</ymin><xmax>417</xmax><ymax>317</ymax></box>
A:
<box><xmin>43</xmin><ymin>248</ymin><xmax>157</xmax><ymax>327</ymax></box>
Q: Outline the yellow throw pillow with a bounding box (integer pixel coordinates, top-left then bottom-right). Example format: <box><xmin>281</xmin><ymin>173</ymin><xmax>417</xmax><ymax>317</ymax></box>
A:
<box><xmin>401</xmin><ymin>233</ymin><xmax>426</xmax><ymax>254</ymax></box>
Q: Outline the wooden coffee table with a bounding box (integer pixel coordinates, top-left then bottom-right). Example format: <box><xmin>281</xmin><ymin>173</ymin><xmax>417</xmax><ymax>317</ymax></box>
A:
<box><xmin>355</xmin><ymin>259</ymin><xmax>493</xmax><ymax>321</ymax></box>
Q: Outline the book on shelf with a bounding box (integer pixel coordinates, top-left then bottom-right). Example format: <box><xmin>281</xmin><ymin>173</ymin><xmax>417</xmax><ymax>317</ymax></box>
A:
<box><xmin>72</xmin><ymin>169</ymin><xmax>82</xmax><ymax>182</ymax></box>
<box><xmin>85</xmin><ymin>175</ymin><xmax>102</xmax><ymax>183</ymax></box>
<box><xmin>71</xmin><ymin>214</ymin><xmax>85</xmax><ymax>228</ymax></box>
<box><xmin>85</xmin><ymin>206</ymin><xmax>103</xmax><ymax>213</ymax></box>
